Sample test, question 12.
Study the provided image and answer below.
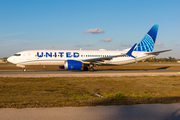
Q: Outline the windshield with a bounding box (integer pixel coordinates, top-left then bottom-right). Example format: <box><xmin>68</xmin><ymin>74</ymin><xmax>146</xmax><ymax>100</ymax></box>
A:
<box><xmin>14</xmin><ymin>54</ymin><xmax>21</xmax><ymax>56</ymax></box>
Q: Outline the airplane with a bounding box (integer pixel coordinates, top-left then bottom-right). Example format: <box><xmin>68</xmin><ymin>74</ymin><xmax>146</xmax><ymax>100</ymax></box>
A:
<box><xmin>7</xmin><ymin>25</ymin><xmax>171</xmax><ymax>71</ymax></box>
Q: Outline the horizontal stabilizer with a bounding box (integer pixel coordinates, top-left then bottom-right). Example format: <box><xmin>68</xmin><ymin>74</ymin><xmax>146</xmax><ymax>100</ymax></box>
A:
<box><xmin>145</xmin><ymin>49</ymin><xmax>172</xmax><ymax>55</ymax></box>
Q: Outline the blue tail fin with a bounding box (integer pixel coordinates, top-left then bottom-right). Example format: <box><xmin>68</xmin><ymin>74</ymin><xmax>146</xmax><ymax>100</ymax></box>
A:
<box><xmin>134</xmin><ymin>25</ymin><xmax>159</xmax><ymax>52</ymax></box>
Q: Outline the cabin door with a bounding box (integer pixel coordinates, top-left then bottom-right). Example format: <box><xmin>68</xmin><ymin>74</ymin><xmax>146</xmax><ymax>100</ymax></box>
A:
<box><xmin>27</xmin><ymin>52</ymin><xmax>31</xmax><ymax>60</ymax></box>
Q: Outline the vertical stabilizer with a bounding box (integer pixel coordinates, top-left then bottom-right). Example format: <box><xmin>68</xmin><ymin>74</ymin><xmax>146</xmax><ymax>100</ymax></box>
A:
<box><xmin>134</xmin><ymin>25</ymin><xmax>159</xmax><ymax>52</ymax></box>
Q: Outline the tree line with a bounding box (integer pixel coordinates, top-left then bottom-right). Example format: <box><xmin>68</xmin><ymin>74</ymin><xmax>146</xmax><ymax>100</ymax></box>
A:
<box><xmin>145</xmin><ymin>57</ymin><xmax>179</xmax><ymax>62</ymax></box>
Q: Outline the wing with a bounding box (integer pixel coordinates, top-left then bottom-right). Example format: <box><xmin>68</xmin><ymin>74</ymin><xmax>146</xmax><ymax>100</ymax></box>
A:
<box><xmin>82</xmin><ymin>43</ymin><xmax>137</xmax><ymax>63</ymax></box>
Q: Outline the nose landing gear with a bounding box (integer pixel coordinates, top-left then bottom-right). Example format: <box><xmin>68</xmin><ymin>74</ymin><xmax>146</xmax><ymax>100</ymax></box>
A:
<box><xmin>16</xmin><ymin>64</ymin><xmax>27</xmax><ymax>72</ymax></box>
<box><xmin>23</xmin><ymin>68</ymin><xmax>27</xmax><ymax>72</ymax></box>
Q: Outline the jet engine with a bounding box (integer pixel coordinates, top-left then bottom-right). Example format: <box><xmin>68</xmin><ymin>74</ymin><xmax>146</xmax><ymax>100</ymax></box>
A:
<box><xmin>64</xmin><ymin>60</ymin><xmax>82</xmax><ymax>70</ymax></box>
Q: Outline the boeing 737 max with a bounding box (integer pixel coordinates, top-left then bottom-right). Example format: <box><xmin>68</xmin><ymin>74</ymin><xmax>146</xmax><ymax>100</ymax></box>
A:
<box><xmin>7</xmin><ymin>25</ymin><xmax>171</xmax><ymax>71</ymax></box>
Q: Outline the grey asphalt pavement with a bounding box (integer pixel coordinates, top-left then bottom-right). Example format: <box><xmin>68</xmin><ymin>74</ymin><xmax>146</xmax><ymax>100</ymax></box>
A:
<box><xmin>1</xmin><ymin>104</ymin><xmax>180</xmax><ymax>120</ymax></box>
<box><xmin>0</xmin><ymin>69</ymin><xmax>180</xmax><ymax>77</ymax></box>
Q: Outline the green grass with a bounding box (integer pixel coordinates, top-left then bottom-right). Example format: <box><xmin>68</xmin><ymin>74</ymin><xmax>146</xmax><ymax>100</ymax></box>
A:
<box><xmin>1</xmin><ymin>76</ymin><xmax>180</xmax><ymax>108</ymax></box>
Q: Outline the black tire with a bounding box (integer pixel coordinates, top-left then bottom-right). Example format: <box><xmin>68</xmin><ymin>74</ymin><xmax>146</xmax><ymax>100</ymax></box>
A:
<box><xmin>83</xmin><ymin>66</ymin><xmax>88</xmax><ymax>71</ymax></box>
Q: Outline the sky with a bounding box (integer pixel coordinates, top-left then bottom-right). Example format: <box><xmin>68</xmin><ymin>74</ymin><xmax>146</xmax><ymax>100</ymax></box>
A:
<box><xmin>0</xmin><ymin>0</ymin><xmax>180</xmax><ymax>58</ymax></box>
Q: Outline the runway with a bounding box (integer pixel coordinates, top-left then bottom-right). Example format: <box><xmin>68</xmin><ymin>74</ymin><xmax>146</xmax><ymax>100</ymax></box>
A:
<box><xmin>1</xmin><ymin>104</ymin><xmax>180</xmax><ymax>120</ymax></box>
<box><xmin>0</xmin><ymin>69</ymin><xmax>180</xmax><ymax>77</ymax></box>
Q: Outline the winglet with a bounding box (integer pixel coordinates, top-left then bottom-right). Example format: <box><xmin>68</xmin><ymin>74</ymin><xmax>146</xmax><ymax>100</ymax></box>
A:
<box><xmin>126</xmin><ymin>43</ymin><xmax>137</xmax><ymax>58</ymax></box>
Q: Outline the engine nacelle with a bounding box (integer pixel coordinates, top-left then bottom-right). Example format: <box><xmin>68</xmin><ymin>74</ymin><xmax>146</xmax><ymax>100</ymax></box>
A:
<box><xmin>64</xmin><ymin>60</ymin><xmax>82</xmax><ymax>70</ymax></box>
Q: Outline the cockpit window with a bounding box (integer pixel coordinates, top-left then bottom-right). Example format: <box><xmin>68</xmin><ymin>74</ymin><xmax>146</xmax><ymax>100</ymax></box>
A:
<box><xmin>14</xmin><ymin>54</ymin><xmax>21</xmax><ymax>56</ymax></box>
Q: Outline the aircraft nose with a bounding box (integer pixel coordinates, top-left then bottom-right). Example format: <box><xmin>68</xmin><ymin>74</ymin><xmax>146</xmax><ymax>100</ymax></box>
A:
<box><xmin>7</xmin><ymin>57</ymin><xmax>13</xmax><ymax>63</ymax></box>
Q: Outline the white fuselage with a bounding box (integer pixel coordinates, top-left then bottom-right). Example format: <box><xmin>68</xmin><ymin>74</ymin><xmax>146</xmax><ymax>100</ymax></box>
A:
<box><xmin>7</xmin><ymin>49</ymin><xmax>156</xmax><ymax>67</ymax></box>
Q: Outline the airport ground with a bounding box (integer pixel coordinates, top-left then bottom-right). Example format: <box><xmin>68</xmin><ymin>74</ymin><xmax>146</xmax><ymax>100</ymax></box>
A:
<box><xmin>1</xmin><ymin>104</ymin><xmax>180</xmax><ymax>120</ymax></box>
<box><xmin>1</xmin><ymin>62</ymin><xmax>180</xmax><ymax>77</ymax></box>
<box><xmin>0</xmin><ymin>62</ymin><xmax>180</xmax><ymax>108</ymax></box>
<box><xmin>1</xmin><ymin>76</ymin><xmax>180</xmax><ymax>108</ymax></box>
<box><xmin>1</xmin><ymin>62</ymin><xmax>180</xmax><ymax>71</ymax></box>
<box><xmin>1</xmin><ymin>62</ymin><xmax>180</xmax><ymax>119</ymax></box>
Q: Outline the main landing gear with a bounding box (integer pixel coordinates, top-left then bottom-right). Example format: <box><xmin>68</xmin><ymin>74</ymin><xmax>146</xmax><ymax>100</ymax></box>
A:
<box><xmin>83</xmin><ymin>66</ymin><xmax>94</xmax><ymax>71</ymax></box>
<box><xmin>83</xmin><ymin>66</ymin><xmax>89</xmax><ymax>71</ymax></box>
<box><xmin>89</xmin><ymin>67</ymin><xmax>94</xmax><ymax>71</ymax></box>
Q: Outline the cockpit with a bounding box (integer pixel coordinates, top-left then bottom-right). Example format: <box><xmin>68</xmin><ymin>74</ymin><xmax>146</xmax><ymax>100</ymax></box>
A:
<box><xmin>14</xmin><ymin>54</ymin><xmax>21</xmax><ymax>56</ymax></box>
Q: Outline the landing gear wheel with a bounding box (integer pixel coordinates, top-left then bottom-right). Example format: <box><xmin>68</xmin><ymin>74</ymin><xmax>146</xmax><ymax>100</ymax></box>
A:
<box><xmin>23</xmin><ymin>68</ymin><xmax>27</xmax><ymax>72</ymax></box>
<box><xmin>83</xmin><ymin>66</ymin><xmax>88</xmax><ymax>71</ymax></box>
<box><xmin>89</xmin><ymin>67</ymin><xmax>94</xmax><ymax>71</ymax></box>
